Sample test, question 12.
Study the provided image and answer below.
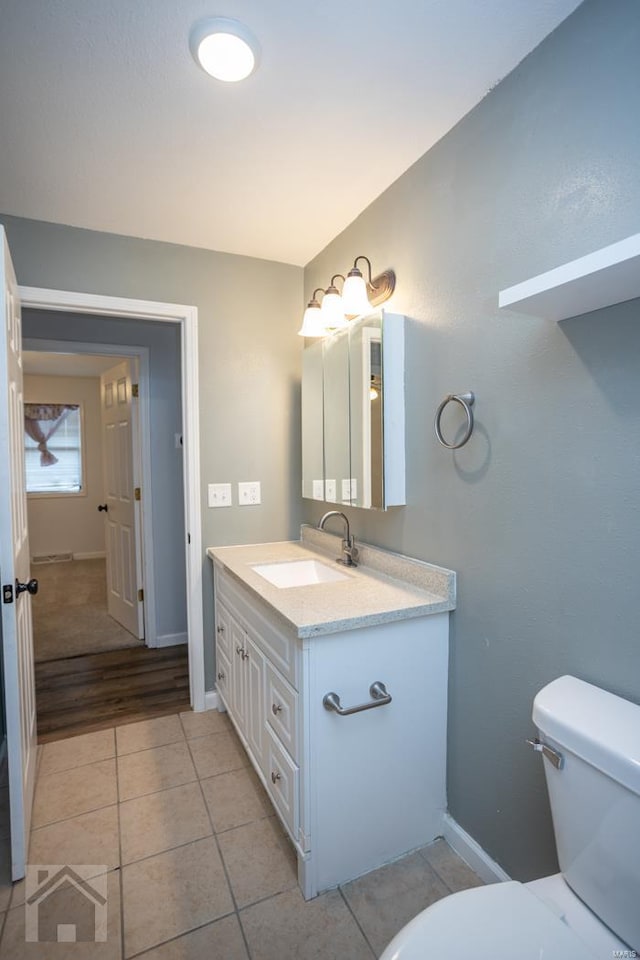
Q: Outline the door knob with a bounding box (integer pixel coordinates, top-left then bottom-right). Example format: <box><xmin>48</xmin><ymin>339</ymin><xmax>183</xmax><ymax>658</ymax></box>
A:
<box><xmin>15</xmin><ymin>578</ymin><xmax>38</xmax><ymax>596</ymax></box>
<box><xmin>97</xmin><ymin>503</ymin><xmax>108</xmax><ymax>512</ymax></box>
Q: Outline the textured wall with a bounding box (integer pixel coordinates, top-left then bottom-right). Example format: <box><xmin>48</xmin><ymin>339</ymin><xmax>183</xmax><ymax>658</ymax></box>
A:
<box><xmin>303</xmin><ymin>0</ymin><xmax>640</xmax><ymax>879</ymax></box>
<box><xmin>25</xmin><ymin>374</ymin><xmax>105</xmax><ymax>559</ymax></box>
<box><xmin>1</xmin><ymin>216</ymin><xmax>303</xmax><ymax>685</ymax></box>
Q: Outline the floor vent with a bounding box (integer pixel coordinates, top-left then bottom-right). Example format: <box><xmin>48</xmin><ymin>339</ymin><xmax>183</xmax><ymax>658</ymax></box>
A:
<box><xmin>32</xmin><ymin>553</ymin><xmax>73</xmax><ymax>564</ymax></box>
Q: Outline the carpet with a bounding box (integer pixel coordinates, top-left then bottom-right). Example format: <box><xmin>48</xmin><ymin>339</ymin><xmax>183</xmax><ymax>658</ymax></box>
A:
<box><xmin>32</xmin><ymin>558</ymin><xmax>145</xmax><ymax>662</ymax></box>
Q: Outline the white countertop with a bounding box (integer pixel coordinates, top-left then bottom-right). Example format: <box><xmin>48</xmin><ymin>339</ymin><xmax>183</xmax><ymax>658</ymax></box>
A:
<box><xmin>207</xmin><ymin>526</ymin><xmax>456</xmax><ymax>638</ymax></box>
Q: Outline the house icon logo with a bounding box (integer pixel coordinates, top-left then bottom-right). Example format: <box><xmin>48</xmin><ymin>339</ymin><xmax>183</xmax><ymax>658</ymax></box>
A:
<box><xmin>25</xmin><ymin>864</ymin><xmax>108</xmax><ymax>943</ymax></box>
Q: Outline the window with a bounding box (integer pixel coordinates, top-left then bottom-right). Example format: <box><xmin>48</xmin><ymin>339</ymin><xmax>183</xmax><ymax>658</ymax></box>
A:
<box><xmin>24</xmin><ymin>404</ymin><xmax>84</xmax><ymax>495</ymax></box>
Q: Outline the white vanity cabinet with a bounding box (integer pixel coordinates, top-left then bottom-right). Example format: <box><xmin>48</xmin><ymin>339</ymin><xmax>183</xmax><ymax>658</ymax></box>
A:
<box><xmin>212</xmin><ymin>555</ymin><xmax>451</xmax><ymax>900</ymax></box>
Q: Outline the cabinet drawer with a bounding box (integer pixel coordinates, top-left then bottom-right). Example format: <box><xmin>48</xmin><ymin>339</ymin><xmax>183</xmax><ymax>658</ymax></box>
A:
<box><xmin>265</xmin><ymin>662</ymin><xmax>298</xmax><ymax>762</ymax></box>
<box><xmin>215</xmin><ymin>566</ymin><xmax>299</xmax><ymax>689</ymax></box>
<box><xmin>265</xmin><ymin>728</ymin><xmax>299</xmax><ymax>840</ymax></box>
<box><xmin>215</xmin><ymin>600</ymin><xmax>233</xmax><ymax>661</ymax></box>
<box><xmin>215</xmin><ymin>646</ymin><xmax>231</xmax><ymax>706</ymax></box>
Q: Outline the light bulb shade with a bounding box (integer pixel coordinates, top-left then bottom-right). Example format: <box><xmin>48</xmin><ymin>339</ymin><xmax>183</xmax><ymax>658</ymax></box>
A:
<box><xmin>190</xmin><ymin>18</ymin><xmax>260</xmax><ymax>82</ymax></box>
<box><xmin>342</xmin><ymin>272</ymin><xmax>372</xmax><ymax>317</ymax></box>
<box><xmin>321</xmin><ymin>291</ymin><xmax>348</xmax><ymax>329</ymax></box>
<box><xmin>297</xmin><ymin>304</ymin><xmax>326</xmax><ymax>337</ymax></box>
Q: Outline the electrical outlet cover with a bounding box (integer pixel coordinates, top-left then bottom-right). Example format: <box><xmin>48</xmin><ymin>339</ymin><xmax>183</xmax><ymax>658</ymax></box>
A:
<box><xmin>238</xmin><ymin>481</ymin><xmax>261</xmax><ymax>505</ymax></box>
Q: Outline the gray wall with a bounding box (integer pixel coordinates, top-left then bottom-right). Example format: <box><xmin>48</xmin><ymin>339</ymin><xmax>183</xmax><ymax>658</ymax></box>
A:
<box><xmin>303</xmin><ymin>0</ymin><xmax>640</xmax><ymax>880</ymax></box>
<box><xmin>1</xmin><ymin>215</ymin><xmax>303</xmax><ymax>686</ymax></box>
<box><xmin>23</xmin><ymin>314</ymin><xmax>187</xmax><ymax>641</ymax></box>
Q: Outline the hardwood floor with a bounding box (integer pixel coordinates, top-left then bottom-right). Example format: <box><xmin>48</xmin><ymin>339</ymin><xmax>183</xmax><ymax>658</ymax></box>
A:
<box><xmin>35</xmin><ymin>644</ymin><xmax>190</xmax><ymax>743</ymax></box>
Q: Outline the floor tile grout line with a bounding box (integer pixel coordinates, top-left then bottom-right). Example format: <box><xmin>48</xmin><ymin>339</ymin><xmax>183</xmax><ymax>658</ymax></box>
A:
<box><xmin>123</xmin><ymin>909</ymin><xmax>239</xmax><ymax>959</ymax></box>
<box><xmin>338</xmin><ymin>885</ymin><xmax>379</xmax><ymax>958</ymax></box>
<box><xmin>115</xmin><ymin>727</ymin><xmax>127</xmax><ymax>960</ymax></box>
<box><xmin>120</xmin><ymin>828</ymin><xmax>215</xmax><ymax>871</ymax></box>
<box><xmin>187</xmin><ymin>734</ymin><xmax>255</xmax><ymax>960</ymax></box>
<box><xmin>115</xmin><ymin>735</ymin><xmax>186</xmax><ymax>759</ymax></box>
<box><xmin>34</xmin><ymin>752</ymin><xmax>117</xmax><ymax>783</ymax></box>
<box><xmin>118</xmin><ymin>773</ymin><xmax>199</xmax><ymax>806</ymax></box>
<box><xmin>116</xmin><ymin>722</ymin><xmax>234</xmax><ymax>759</ymax></box>
<box><xmin>31</xmin><ymin>798</ymin><xmax>119</xmax><ymax>832</ymax></box>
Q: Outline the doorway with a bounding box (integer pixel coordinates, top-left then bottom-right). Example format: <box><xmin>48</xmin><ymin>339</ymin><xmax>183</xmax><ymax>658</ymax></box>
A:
<box><xmin>23</xmin><ymin>349</ymin><xmax>146</xmax><ymax>664</ymax></box>
<box><xmin>18</xmin><ymin>287</ymin><xmax>205</xmax><ymax>719</ymax></box>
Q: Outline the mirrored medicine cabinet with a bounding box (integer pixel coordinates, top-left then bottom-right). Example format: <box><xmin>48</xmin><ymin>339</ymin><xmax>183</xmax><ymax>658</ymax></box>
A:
<box><xmin>301</xmin><ymin>310</ymin><xmax>405</xmax><ymax>511</ymax></box>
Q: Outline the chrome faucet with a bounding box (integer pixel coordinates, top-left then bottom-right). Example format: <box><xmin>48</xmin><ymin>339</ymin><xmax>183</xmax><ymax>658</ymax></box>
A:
<box><xmin>318</xmin><ymin>511</ymin><xmax>359</xmax><ymax>567</ymax></box>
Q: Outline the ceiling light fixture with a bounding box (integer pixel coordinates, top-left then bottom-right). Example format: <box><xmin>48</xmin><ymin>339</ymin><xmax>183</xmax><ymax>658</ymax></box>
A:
<box><xmin>190</xmin><ymin>17</ymin><xmax>260</xmax><ymax>82</ymax></box>
<box><xmin>342</xmin><ymin>256</ymin><xmax>395</xmax><ymax>318</ymax></box>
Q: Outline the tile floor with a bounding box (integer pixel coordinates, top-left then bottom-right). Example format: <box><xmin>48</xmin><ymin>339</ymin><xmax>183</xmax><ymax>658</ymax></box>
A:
<box><xmin>0</xmin><ymin>711</ymin><xmax>483</xmax><ymax>958</ymax></box>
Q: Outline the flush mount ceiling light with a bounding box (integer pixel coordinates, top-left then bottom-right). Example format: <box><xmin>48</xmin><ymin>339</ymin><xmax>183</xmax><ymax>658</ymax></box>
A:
<box><xmin>190</xmin><ymin>17</ymin><xmax>260</xmax><ymax>82</ymax></box>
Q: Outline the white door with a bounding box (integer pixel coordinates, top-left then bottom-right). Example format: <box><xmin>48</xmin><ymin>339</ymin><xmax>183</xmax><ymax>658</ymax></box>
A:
<box><xmin>100</xmin><ymin>359</ymin><xmax>144</xmax><ymax>639</ymax></box>
<box><xmin>0</xmin><ymin>227</ymin><xmax>37</xmax><ymax>881</ymax></box>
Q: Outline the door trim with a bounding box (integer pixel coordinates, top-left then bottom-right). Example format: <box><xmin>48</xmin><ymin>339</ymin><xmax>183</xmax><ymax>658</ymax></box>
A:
<box><xmin>18</xmin><ymin>287</ymin><xmax>205</xmax><ymax>711</ymax></box>
<box><xmin>23</xmin><ymin>339</ymin><xmax>156</xmax><ymax>646</ymax></box>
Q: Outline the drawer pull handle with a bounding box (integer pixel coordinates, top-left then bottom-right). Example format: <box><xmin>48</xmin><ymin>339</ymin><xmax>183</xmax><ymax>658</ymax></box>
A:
<box><xmin>323</xmin><ymin>681</ymin><xmax>392</xmax><ymax>717</ymax></box>
<box><xmin>271</xmin><ymin>703</ymin><xmax>283</xmax><ymax>715</ymax></box>
<box><xmin>217</xmin><ymin>625</ymin><xmax>224</xmax><ymax>634</ymax></box>
<box><xmin>241</xmin><ymin>650</ymin><xmax>249</xmax><ymax>661</ymax></box>
<box><xmin>236</xmin><ymin>645</ymin><xmax>244</xmax><ymax>656</ymax></box>
<box><xmin>271</xmin><ymin>770</ymin><xmax>281</xmax><ymax>784</ymax></box>
<box><xmin>217</xmin><ymin>671</ymin><xmax>225</xmax><ymax>681</ymax></box>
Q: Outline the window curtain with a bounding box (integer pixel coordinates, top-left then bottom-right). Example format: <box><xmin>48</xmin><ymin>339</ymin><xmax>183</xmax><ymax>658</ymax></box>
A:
<box><xmin>24</xmin><ymin>404</ymin><xmax>79</xmax><ymax>466</ymax></box>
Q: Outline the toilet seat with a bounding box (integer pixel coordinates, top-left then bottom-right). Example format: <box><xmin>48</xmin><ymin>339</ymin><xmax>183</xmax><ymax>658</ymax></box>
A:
<box><xmin>380</xmin><ymin>881</ymin><xmax>599</xmax><ymax>960</ymax></box>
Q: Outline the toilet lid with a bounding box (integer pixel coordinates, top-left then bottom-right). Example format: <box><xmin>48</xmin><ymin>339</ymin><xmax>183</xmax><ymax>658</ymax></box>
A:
<box><xmin>381</xmin><ymin>881</ymin><xmax>599</xmax><ymax>960</ymax></box>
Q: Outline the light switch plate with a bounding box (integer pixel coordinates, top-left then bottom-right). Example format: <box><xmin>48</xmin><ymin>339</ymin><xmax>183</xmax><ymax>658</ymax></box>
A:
<box><xmin>208</xmin><ymin>483</ymin><xmax>232</xmax><ymax>507</ymax></box>
<box><xmin>238</xmin><ymin>481</ymin><xmax>261</xmax><ymax>505</ymax></box>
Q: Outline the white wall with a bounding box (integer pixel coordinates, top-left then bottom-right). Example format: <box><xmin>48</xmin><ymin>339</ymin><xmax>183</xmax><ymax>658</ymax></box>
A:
<box><xmin>25</xmin><ymin>373</ymin><xmax>105</xmax><ymax>559</ymax></box>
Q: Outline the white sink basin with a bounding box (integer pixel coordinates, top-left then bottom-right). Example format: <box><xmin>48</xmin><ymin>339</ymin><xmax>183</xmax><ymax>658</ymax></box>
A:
<box><xmin>251</xmin><ymin>558</ymin><xmax>349</xmax><ymax>588</ymax></box>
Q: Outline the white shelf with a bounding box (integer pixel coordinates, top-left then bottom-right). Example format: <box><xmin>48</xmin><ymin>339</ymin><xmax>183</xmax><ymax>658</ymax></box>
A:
<box><xmin>498</xmin><ymin>233</ymin><xmax>640</xmax><ymax>322</ymax></box>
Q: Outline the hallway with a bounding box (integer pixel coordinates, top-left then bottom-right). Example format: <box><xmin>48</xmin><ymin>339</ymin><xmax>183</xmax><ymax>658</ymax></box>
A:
<box><xmin>32</xmin><ymin>559</ymin><xmax>143</xmax><ymax>663</ymax></box>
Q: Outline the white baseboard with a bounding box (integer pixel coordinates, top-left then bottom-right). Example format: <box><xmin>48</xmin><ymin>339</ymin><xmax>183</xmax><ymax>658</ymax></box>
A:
<box><xmin>153</xmin><ymin>632</ymin><xmax>188</xmax><ymax>648</ymax></box>
<box><xmin>204</xmin><ymin>690</ymin><xmax>220</xmax><ymax>711</ymax></box>
<box><xmin>72</xmin><ymin>551</ymin><xmax>106</xmax><ymax>561</ymax></box>
<box><xmin>442</xmin><ymin>813</ymin><xmax>511</xmax><ymax>884</ymax></box>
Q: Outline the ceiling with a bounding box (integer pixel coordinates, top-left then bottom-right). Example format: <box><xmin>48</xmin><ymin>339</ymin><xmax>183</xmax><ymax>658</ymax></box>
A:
<box><xmin>23</xmin><ymin>352</ymin><xmax>121</xmax><ymax>378</ymax></box>
<box><xmin>0</xmin><ymin>0</ymin><xmax>582</xmax><ymax>266</ymax></box>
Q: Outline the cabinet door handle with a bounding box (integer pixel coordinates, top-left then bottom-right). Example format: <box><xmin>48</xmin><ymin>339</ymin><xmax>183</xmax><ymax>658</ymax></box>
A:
<box><xmin>236</xmin><ymin>645</ymin><xmax>244</xmax><ymax>656</ymax></box>
<box><xmin>323</xmin><ymin>681</ymin><xmax>392</xmax><ymax>716</ymax></box>
<box><xmin>217</xmin><ymin>624</ymin><xmax>224</xmax><ymax>634</ymax></box>
<box><xmin>241</xmin><ymin>650</ymin><xmax>249</xmax><ymax>661</ymax></box>
<box><xmin>271</xmin><ymin>702</ymin><xmax>283</xmax><ymax>715</ymax></box>
<box><xmin>217</xmin><ymin>671</ymin><xmax>225</xmax><ymax>681</ymax></box>
<box><xmin>271</xmin><ymin>770</ymin><xmax>281</xmax><ymax>784</ymax></box>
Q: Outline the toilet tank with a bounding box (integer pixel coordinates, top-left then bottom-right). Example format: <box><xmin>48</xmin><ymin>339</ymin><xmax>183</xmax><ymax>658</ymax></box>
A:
<box><xmin>533</xmin><ymin>675</ymin><xmax>640</xmax><ymax>950</ymax></box>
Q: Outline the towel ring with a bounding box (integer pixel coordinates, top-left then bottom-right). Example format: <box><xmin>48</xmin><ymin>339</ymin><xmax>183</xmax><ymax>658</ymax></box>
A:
<box><xmin>435</xmin><ymin>392</ymin><xmax>475</xmax><ymax>449</ymax></box>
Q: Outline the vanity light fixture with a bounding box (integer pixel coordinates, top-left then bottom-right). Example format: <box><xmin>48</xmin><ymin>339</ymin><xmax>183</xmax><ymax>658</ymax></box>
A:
<box><xmin>320</xmin><ymin>275</ymin><xmax>349</xmax><ymax>330</ymax></box>
<box><xmin>297</xmin><ymin>289</ymin><xmax>327</xmax><ymax>338</ymax></box>
<box><xmin>342</xmin><ymin>256</ymin><xmax>396</xmax><ymax>318</ymax></box>
<box><xmin>190</xmin><ymin>17</ymin><xmax>260</xmax><ymax>82</ymax></box>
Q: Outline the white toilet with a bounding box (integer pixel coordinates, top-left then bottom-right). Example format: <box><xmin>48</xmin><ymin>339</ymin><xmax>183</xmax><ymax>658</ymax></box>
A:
<box><xmin>381</xmin><ymin>675</ymin><xmax>640</xmax><ymax>960</ymax></box>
